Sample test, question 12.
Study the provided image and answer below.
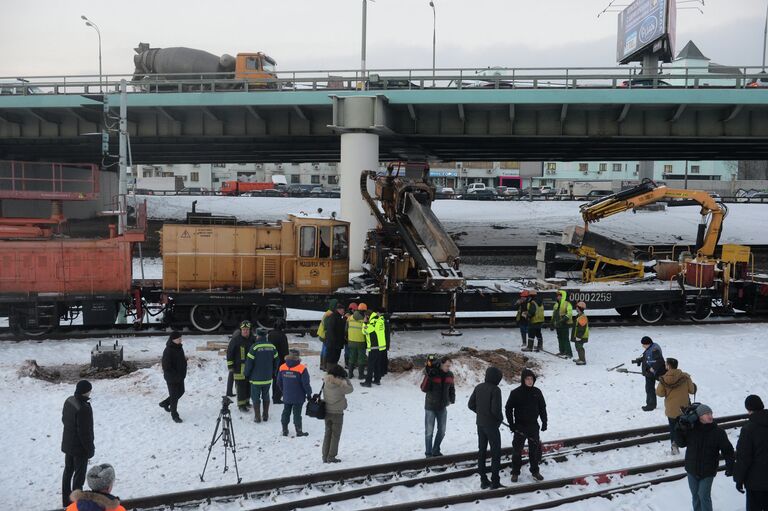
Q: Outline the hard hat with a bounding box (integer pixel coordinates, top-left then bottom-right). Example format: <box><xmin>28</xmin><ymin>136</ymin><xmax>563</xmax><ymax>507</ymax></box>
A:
<box><xmin>520</xmin><ymin>290</ymin><xmax>530</xmax><ymax>297</ymax></box>
<box><xmin>240</xmin><ymin>320</ymin><xmax>252</xmax><ymax>329</ymax></box>
<box><xmin>576</xmin><ymin>301</ymin><xmax>587</xmax><ymax>310</ymax></box>
<box><xmin>357</xmin><ymin>303</ymin><xmax>368</xmax><ymax>311</ymax></box>
<box><xmin>348</xmin><ymin>303</ymin><xmax>358</xmax><ymax>310</ymax></box>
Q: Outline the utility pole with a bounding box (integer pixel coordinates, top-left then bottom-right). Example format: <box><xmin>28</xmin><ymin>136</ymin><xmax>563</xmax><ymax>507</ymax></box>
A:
<box><xmin>81</xmin><ymin>15</ymin><xmax>103</xmax><ymax>92</ymax></box>
<box><xmin>118</xmin><ymin>79</ymin><xmax>127</xmax><ymax>234</ymax></box>
<box><xmin>684</xmin><ymin>160</ymin><xmax>689</xmax><ymax>190</ymax></box>
<box><xmin>361</xmin><ymin>0</ymin><xmax>368</xmax><ymax>90</ymax></box>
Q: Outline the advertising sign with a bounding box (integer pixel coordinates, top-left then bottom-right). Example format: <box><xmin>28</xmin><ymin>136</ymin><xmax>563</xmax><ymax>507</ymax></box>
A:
<box><xmin>616</xmin><ymin>0</ymin><xmax>676</xmax><ymax>64</ymax></box>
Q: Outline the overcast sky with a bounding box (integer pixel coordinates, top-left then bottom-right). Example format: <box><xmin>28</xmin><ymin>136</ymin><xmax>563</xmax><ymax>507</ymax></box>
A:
<box><xmin>0</xmin><ymin>0</ymin><xmax>765</xmax><ymax>77</ymax></box>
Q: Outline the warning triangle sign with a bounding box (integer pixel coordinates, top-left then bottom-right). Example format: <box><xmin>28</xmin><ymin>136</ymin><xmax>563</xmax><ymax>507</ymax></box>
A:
<box><xmin>181</xmin><ymin>230</ymin><xmax>191</xmax><ymax>239</ymax></box>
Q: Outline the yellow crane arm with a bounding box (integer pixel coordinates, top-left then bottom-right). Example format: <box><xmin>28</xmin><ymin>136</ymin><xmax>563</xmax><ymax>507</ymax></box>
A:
<box><xmin>579</xmin><ymin>180</ymin><xmax>725</xmax><ymax>258</ymax></box>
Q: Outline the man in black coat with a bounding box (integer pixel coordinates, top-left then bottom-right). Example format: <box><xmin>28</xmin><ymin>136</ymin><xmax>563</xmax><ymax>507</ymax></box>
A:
<box><xmin>677</xmin><ymin>403</ymin><xmax>735</xmax><ymax>511</ymax></box>
<box><xmin>159</xmin><ymin>331</ymin><xmax>187</xmax><ymax>423</ymax></box>
<box><xmin>422</xmin><ymin>356</ymin><xmax>456</xmax><ymax>457</ymax></box>
<box><xmin>734</xmin><ymin>395</ymin><xmax>768</xmax><ymax>511</ymax></box>
<box><xmin>632</xmin><ymin>336</ymin><xmax>666</xmax><ymax>411</ymax></box>
<box><xmin>468</xmin><ymin>366</ymin><xmax>504</xmax><ymax>490</ymax></box>
<box><xmin>227</xmin><ymin>320</ymin><xmax>256</xmax><ymax>411</ymax></box>
<box><xmin>61</xmin><ymin>379</ymin><xmax>95</xmax><ymax>508</ymax></box>
<box><xmin>269</xmin><ymin>320</ymin><xmax>290</xmax><ymax>404</ymax></box>
<box><xmin>324</xmin><ymin>303</ymin><xmax>347</xmax><ymax>365</ymax></box>
<box><xmin>505</xmin><ymin>368</ymin><xmax>548</xmax><ymax>482</ymax></box>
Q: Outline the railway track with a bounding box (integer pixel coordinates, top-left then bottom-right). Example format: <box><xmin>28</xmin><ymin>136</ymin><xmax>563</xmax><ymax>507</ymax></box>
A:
<box><xmin>96</xmin><ymin>415</ymin><xmax>746</xmax><ymax>511</ymax></box>
<box><xmin>2</xmin><ymin>312</ymin><xmax>766</xmax><ymax>341</ymax></box>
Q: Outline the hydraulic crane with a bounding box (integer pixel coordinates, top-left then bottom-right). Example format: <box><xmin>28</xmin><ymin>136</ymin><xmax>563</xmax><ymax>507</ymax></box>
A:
<box><xmin>569</xmin><ymin>179</ymin><xmax>730</xmax><ymax>282</ymax></box>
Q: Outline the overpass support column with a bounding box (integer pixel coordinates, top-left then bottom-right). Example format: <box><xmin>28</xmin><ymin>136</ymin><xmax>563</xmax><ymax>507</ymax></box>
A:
<box><xmin>331</xmin><ymin>95</ymin><xmax>390</xmax><ymax>271</ymax></box>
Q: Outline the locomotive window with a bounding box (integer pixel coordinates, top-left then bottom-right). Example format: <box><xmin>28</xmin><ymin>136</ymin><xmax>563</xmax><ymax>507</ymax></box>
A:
<box><xmin>300</xmin><ymin>226</ymin><xmax>316</xmax><ymax>258</ymax></box>
<box><xmin>332</xmin><ymin>225</ymin><xmax>349</xmax><ymax>260</ymax></box>
<box><xmin>318</xmin><ymin>226</ymin><xmax>331</xmax><ymax>258</ymax></box>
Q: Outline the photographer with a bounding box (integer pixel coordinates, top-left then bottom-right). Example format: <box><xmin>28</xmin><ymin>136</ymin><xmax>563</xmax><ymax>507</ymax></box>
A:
<box><xmin>677</xmin><ymin>403</ymin><xmax>735</xmax><ymax>511</ymax></box>
<box><xmin>421</xmin><ymin>356</ymin><xmax>456</xmax><ymax>458</ymax></box>
<box><xmin>632</xmin><ymin>336</ymin><xmax>666</xmax><ymax>412</ymax></box>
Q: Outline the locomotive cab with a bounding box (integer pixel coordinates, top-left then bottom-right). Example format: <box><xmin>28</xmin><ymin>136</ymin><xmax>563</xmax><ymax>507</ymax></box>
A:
<box><xmin>291</xmin><ymin>215</ymin><xmax>349</xmax><ymax>293</ymax></box>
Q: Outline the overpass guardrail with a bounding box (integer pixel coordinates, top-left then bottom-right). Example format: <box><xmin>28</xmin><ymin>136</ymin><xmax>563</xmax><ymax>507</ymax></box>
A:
<box><xmin>1</xmin><ymin>65</ymin><xmax>767</xmax><ymax>95</ymax></box>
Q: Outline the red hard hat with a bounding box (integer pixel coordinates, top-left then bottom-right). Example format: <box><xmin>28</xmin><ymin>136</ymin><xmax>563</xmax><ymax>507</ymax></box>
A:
<box><xmin>520</xmin><ymin>290</ymin><xmax>530</xmax><ymax>297</ymax></box>
<box><xmin>348</xmin><ymin>303</ymin><xmax>358</xmax><ymax>310</ymax></box>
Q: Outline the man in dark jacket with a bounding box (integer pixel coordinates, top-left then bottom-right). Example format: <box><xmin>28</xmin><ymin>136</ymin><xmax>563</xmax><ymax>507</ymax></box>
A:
<box><xmin>61</xmin><ymin>380</ymin><xmax>95</xmax><ymax>508</ymax></box>
<box><xmin>244</xmin><ymin>327</ymin><xmax>278</xmax><ymax>423</ymax></box>
<box><xmin>632</xmin><ymin>336</ymin><xmax>666</xmax><ymax>411</ymax></box>
<box><xmin>269</xmin><ymin>319</ymin><xmax>290</xmax><ymax>404</ymax></box>
<box><xmin>422</xmin><ymin>356</ymin><xmax>456</xmax><ymax>457</ymax></box>
<box><xmin>505</xmin><ymin>368</ymin><xmax>548</xmax><ymax>482</ymax></box>
<box><xmin>468</xmin><ymin>366</ymin><xmax>504</xmax><ymax>489</ymax></box>
<box><xmin>324</xmin><ymin>302</ymin><xmax>348</xmax><ymax>365</ymax></box>
<box><xmin>159</xmin><ymin>331</ymin><xmax>187</xmax><ymax>423</ymax></box>
<box><xmin>227</xmin><ymin>320</ymin><xmax>255</xmax><ymax>411</ymax></box>
<box><xmin>677</xmin><ymin>403</ymin><xmax>735</xmax><ymax>511</ymax></box>
<box><xmin>734</xmin><ymin>395</ymin><xmax>768</xmax><ymax>511</ymax></box>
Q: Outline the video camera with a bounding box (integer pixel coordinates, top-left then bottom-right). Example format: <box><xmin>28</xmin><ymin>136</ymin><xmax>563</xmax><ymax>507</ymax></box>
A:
<box><xmin>631</xmin><ymin>357</ymin><xmax>643</xmax><ymax>367</ymax></box>
<box><xmin>424</xmin><ymin>354</ymin><xmax>440</xmax><ymax>375</ymax></box>
<box><xmin>676</xmin><ymin>402</ymin><xmax>703</xmax><ymax>431</ymax></box>
<box><xmin>220</xmin><ymin>395</ymin><xmax>233</xmax><ymax>411</ymax></box>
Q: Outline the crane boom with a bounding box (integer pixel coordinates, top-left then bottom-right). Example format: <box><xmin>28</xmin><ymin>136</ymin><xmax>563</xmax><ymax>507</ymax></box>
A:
<box><xmin>579</xmin><ymin>179</ymin><xmax>726</xmax><ymax>258</ymax></box>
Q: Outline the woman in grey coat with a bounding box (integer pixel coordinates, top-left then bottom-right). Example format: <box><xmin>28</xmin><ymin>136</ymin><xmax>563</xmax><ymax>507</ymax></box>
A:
<box><xmin>322</xmin><ymin>364</ymin><xmax>354</xmax><ymax>463</ymax></box>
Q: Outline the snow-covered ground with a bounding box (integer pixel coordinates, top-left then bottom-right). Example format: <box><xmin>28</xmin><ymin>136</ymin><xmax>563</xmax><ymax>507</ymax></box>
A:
<box><xmin>2</xmin><ymin>323</ymin><xmax>762</xmax><ymax>510</ymax></box>
<box><xmin>139</xmin><ymin>194</ymin><xmax>768</xmax><ymax>246</ymax></box>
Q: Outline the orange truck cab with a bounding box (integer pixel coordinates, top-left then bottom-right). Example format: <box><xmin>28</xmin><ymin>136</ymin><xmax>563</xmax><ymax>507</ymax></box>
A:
<box><xmin>235</xmin><ymin>53</ymin><xmax>277</xmax><ymax>87</ymax></box>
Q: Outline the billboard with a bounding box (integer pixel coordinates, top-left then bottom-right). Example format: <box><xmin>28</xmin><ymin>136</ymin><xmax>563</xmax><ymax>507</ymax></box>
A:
<box><xmin>616</xmin><ymin>0</ymin><xmax>676</xmax><ymax>64</ymax></box>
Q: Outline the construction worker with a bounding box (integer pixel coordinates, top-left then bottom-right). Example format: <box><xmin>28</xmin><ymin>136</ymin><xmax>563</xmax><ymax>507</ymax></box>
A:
<box><xmin>244</xmin><ymin>327</ymin><xmax>278</xmax><ymax>423</ymax></box>
<box><xmin>551</xmin><ymin>290</ymin><xmax>574</xmax><ymax>359</ymax></box>
<box><xmin>514</xmin><ymin>290</ymin><xmax>530</xmax><ymax>348</ymax></box>
<box><xmin>361</xmin><ymin>308</ymin><xmax>386</xmax><ymax>387</ymax></box>
<box><xmin>343</xmin><ymin>303</ymin><xmax>357</xmax><ymax>368</ymax></box>
<box><xmin>571</xmin><ymin>302</ymin><xmax>589</xmax><ymax>365</ymax></box>
<box><xmin>317</xmin><ymin>299</ymin><xmax>337</xmax><ymax>372</ymax></box>
<box><xmin>227</xmin><ymin>320</ymin><xmax>255</xmax><ymax>411</ymax></box>
<box><xmin>522</xmin><ymin>290</ymin><xmax>544</xmax><ymax>352</ymax></box>
<box><xmin>347</xmin><ymin>303</ymin><xmax>368</xmax><ymax>380</ymax></box>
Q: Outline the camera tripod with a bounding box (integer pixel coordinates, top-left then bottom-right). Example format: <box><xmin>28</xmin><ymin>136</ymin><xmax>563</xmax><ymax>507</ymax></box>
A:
<box><xmin>200</xmin><ymin>397</ymin><xmax>242</xmax><ymax>483</ymax></box>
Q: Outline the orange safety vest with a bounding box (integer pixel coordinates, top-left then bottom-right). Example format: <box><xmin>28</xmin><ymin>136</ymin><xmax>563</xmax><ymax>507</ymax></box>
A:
<box><xmin>67</xmin><ymin>502</ymin><xmax>127</xmax><ymax>511</ymax></box>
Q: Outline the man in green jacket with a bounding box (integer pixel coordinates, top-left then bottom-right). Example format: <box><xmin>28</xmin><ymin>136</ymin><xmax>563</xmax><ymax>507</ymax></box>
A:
<box><xmin>552</xmin><ymin>290</ymin><xmax>574</xmax><ymax>359</ymax></box>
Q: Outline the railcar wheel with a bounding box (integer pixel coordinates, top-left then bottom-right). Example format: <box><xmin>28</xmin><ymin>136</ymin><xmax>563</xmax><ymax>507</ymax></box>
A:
<box><xmin>9</xmin><ymin>307</ymin><xmax>59</xmax><ymax>339</ymax></box>
<box><xmin>615</xmin><ymin>306</ymin><xmax>638</xmax><ymax>319</ymax></box>
<box><xmin>190</xmin><ymin>305</ymin><xmax>224</xmax><ymax>332</ymax></box>
<box><xmin>256</xmin><ymin>306</ymin><xmax>287</xmax><ymax>330</ymax></box>
<box><xmin>690</xmin><ymin>302</ymin><xmax>712</xmax><ymax>322</ymax></box>
<box><xmin>638</xmin><ymin>303</ymin><xmax>665</xmax><ymax>324</ymax></box>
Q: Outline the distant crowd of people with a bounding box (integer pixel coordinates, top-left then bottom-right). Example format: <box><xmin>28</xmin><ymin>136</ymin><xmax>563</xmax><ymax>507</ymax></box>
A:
<box><xmin>58</xmin><ymin>296</ymin><xmax>767</xmax><ymax>511</ymax></box>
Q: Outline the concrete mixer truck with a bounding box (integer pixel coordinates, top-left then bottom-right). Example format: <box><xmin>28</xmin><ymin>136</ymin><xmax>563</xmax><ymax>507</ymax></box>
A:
<box><xmin>132</xmin><ymin>43</ymin><xmax>277</xmax><ymax>90</ymax></box>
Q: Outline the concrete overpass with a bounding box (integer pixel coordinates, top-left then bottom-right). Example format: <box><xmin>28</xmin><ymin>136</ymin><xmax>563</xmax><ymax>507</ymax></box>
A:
<box><xmin>0</xmin><ymin>67</ymin><xmax>767</xmax><ymax>163</ymax></box>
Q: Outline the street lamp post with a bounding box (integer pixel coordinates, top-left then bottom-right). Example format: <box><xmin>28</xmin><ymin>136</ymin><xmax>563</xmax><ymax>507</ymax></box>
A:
<box><xmin>429</xmin><ymin>1</ymin><xmax>436</xmax><ymax>87</ymax></box>
<box><xmin>81</xmin><ymin>15</ymin><xmax>102</xmax><ymax>92</ymax></box>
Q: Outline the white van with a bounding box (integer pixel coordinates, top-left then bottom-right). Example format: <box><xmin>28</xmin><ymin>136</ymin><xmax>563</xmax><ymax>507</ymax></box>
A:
<box><xmin>467</xmin><ymin>183</ymin><xmax>487</xmax><ymax>193</ymax></box>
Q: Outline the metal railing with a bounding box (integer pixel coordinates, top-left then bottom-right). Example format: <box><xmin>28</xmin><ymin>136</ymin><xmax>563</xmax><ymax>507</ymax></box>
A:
<box><xmin>1</xmin><ymin>65</ymin><xmax>766</xmax><ymax>95</ymax></box>
<box><xmin>0</xmin><ymin>160</ymin><xmax>99</xmax><ymax>200</ymax></box>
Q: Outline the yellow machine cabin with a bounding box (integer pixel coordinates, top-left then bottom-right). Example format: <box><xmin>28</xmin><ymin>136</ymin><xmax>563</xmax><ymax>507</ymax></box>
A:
<box><xmin>162</xmin><ymin>214</ymin><xmax>349</xmax><ymax>294</ymax></box>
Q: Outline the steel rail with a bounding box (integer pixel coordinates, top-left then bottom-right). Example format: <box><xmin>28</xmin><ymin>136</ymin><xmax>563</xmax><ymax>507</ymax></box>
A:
<box><xmin>106</xmin><ymin>415</ymin><xmax>746</xmax><ymax>510</ymax></box>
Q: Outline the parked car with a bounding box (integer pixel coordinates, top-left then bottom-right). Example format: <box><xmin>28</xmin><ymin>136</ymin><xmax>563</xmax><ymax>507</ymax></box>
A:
<box><xmin>539</xmin><ymin>186</ymin><xmax>555</xmax><ymax>196</ymax></box>
<box><xmin>0</xmin><ymin>80</ymin><xmax>44</xmax><ymax>95</ymax></box>
<box><xmin>495</xmin><ymin>186</ymin><xmax>520</xmax><ymax>200</ymax></box>
<box><xmin>285</xmin><ymin>185</ymin><xmax>314</xmax><ymax>197</ymax></box>
<box><xmin>435</xmin><ymin>187</ymin><xmax>455</xmax><ymax>199</ymax></box>
<box><xmin>309</xmin><ymin>187</ymin><xmax>341</xmax><ymax>198</ymax></box>
<box><xmin>467</xmin><ymin>183</ymin><xmax>487</xmax><ymax>193</ymax></box>
<box><xmin>747</xmin><ymin>74</ymin><xmax>768</xmax><ymax>88</ymax></box>
<box><xmin>749</xmin><ymin>192</ymin><xmax>768</xmax><ymax>201</ymax></box>
<box><xmin>464</xmin><ymin>188</ymin><xmax>499</xmax><ymax>201</ymax></box>
<box><xmin>261</xmin><ymin>189</ymin><xmax>289</xmax><ymax>197</ymax></box>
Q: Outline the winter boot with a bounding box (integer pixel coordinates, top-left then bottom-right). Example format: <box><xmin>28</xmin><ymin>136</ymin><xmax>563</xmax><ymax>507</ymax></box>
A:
<box><xmin>480</xmin><ymin>477</ymin><xmax>491</xmax><ymax>490</ymax></box>
<box><xmin>281</xmin><ymin>423</ymin><xmax>289</xmax><ymax>436</ymax></box>
<box><xmin>490</xmin><ymin>481</ymin><xmax>506</xmax><ymax>490</ymax></box>
<box><xmin>671</xmin><ymin>443</ymin><xmax>680</xmax><ymax>455</ymax></box>
<box><xmin>358</xmin><ymin>369</ymin><xmax>366</xmax><ymax>380</ymax></box>
<box><xmin>262</xmin><ymin>401</ymin><xmax>269</xmax><ymax>422</ymax></box>
<box><xmin>159</xmin><ymin>400</ymin><xmax>171</xmax><ymax>413</ymax></box>
<box><xmin>319</xmin><ymin>353</ymin><xmax>327</xmax><ymax>372</ymax></box>
<box><xmin>531</xmin><ymin>472</ymin><xmax>544</xmax><ymax>481</ymax></box>
<box><xmin>327</xmin><ymin>457</ymin><xmax>341</xmax><ymax>463</ymax></box>
<box><xmin>575</xmin><ymin>346</ymin><xmax>586</xmax><ymax>365</ymax></box>
<box><xmin>348</xmin><ymin>366</ymin><xmax>356</xmax><ymax>379</ymax></box>
<box><xmin>642</xmin><ymin>405</ymin><xmax>656</xmax><ymax>412</ymax></box>
<box><xmin>511</xmin><ymin>474</ymin><xmax>519</xmax><ymax>483</ymax></box>
<box><xmin>253</xmin><ymin>406</ymin><xmax>262</xmax><ymax>423</ymax></box>
<box><xmin>172</xmin><ymin>414</ymin><xmax>183</xmax><ymax>424</ymax></box>
<box><xmin>238</xmin><ymin>405</ymin><xmax>249</xmax><ymax>413</ymax></box>
<box><xmin>534</xmin><ymin>340</ymin><xmax>543</xmax><ymax>352</ymax></box>
<box><xmin>521</xmin><ymin>339</ymin><xmax>534</xmax><ymax>352</ymax></box>
<box><xmin>295</xmin><ymin>426</ymin><xmax>309</xmax><ymax>437</ymax></box>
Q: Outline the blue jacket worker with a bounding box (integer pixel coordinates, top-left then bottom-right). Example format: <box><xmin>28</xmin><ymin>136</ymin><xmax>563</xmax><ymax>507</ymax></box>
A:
<box><xmin>632</xmin><ymin>336</ymin><xmax>666</xmax><ymax>411</ymax></box>
<box><xmin>277</xmin><ymin>349</ymin><xmax>313</xmax><ymax>437</ymax></box>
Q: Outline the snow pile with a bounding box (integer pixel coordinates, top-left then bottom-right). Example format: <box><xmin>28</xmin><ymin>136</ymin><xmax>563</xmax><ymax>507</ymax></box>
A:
<box><xmin>1</xmin><ymin>324</ymin><xmax>762</xmax><ymax>509</ymax></box>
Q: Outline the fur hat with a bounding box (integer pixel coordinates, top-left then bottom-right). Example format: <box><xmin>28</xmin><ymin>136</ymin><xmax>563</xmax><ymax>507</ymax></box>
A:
<box><xmin>745</xmin><ymin>395</ymin><xmax>765</xmax><ymax>412</ymax></box>
<box><xmin>75</xmin><ymin>380</ymin><xmax>92</xmax><ymax>396</ymax></box>
<box><xmin>87</xmin><ymin>463</ymin><xmax>116</xmax><ymax>492</ymax></box>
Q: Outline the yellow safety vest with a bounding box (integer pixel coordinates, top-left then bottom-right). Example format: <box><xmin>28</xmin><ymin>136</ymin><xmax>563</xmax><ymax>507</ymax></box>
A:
<box><xmin>573</xmin><ymin>312</ymin><xmax>589</xmax><ymax>341</ymax></box>
<box><xmin>347</xmin><ymin>315</ymin><xmax>366</xmax><ymax>343</ymax></box>
<box><xmin>528</xmin><ymin>301</ymin><xmax>544</xmax><ymax>325</ymax></box>
<box><xmin>364</xmin><ymin>313</ymin><xmax>387</xmax><ymax>351</ymax></box>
